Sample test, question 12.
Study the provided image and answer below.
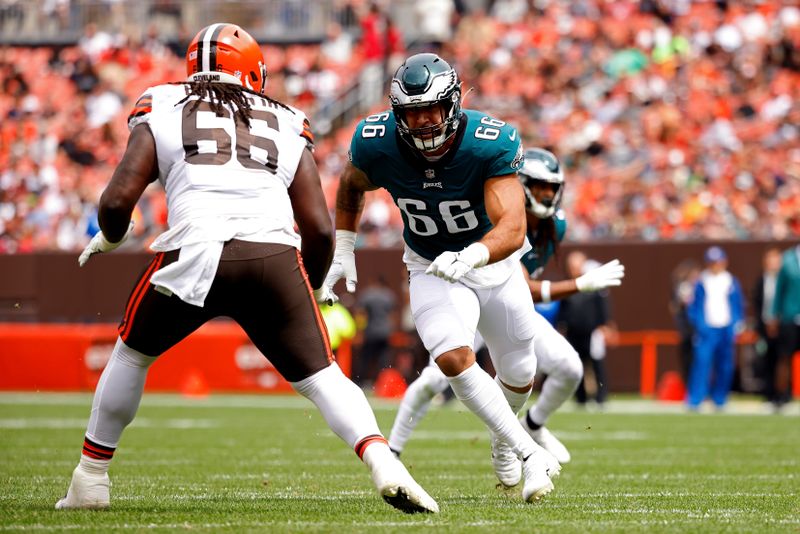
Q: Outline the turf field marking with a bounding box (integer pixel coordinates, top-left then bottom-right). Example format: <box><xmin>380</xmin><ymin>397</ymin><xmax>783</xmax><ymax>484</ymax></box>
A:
<box><xmin>0</xmin><ymin>417</ymin><xmax>217</xmax><ymax>429</ymax></box>
<box><xmin>409</xmin><ymin>430</ymin><xmax>648</xmax><ymax>441</ymax></box>
<box><xmin>1</xmin><ymin>393</ymin><xmax>797</xmax><ymax>416</ymax></box>
<box><xmin>0</xmin><ymin>519</ymin><xmax>513</xmax><ymax>531</ymax></box>
<box><xmin>598</xmin><ymin>472</ymin><xmax>795</xmax><ymax>480</ymax></box>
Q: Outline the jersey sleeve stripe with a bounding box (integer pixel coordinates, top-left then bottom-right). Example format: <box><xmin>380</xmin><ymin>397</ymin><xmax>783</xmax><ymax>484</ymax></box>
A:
<box><xmin>301</xmin><ymin>118</ymin><xmax>314</xmax><ymax>144</ymax></box>
<box><xmin>128</xmin><ymin>105</ymin><xmax>152</xmax><ymax>117</ymax></box>
<box><xmin>128</xmin><ymin>93</ymin><xmax>153</xmax><ymax>123</ymax></box>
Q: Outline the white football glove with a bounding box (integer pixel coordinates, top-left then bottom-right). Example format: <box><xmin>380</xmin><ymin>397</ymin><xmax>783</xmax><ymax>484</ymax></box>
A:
<box><xmin>425</xmin><ymin>243</ymin><xmax>490</xmax><ymax>283</ymax></box>
<box><xmin>575</xmin><ymin>259</ymin><xmax>625</xmax><ymax>292</ymax></box>
<box><xmin>313</xmin><ymin>285</ymin><xmax>339</xmax><ymax>306</ymax></box>
<box><xmin>320</xmin><ymin>230</ymin><xmax>358</xmax><ymax>303</ymax></box>
<box><xmin>78</xmin><ymin>221</ymin><xmax>135</xmax><ymax>267</ymax></box>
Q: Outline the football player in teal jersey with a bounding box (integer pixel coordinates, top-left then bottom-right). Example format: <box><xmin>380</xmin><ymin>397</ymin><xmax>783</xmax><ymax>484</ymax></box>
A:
<box><xmin>320</xmin><ymin>53</ymin><xmax>559</xmax><ymax>503</ymax></box>
<box><xmin>386</xmin><ymin>148</ymin><xmax>626</xmax><ymax>469</ymax></box>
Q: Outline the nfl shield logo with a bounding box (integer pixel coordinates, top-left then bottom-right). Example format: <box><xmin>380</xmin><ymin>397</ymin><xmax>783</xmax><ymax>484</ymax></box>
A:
<box><xmin>425</xmin><ymin>169</ymin><xmax>435</xmax><ymax>179</ymax></box>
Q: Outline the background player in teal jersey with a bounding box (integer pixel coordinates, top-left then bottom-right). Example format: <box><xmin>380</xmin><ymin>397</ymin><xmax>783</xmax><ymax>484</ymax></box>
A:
<box><xmin>387</xmin><ymin>148</ymin><xmax>626</xmax><ymax>469</ymax></box>
<box><xmin>320</xmin><ymin>53</ymin><xmax>560</xmax><ymax>503</ymax></box>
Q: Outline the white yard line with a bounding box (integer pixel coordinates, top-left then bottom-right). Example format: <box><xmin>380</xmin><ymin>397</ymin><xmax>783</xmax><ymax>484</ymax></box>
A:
<box><xmin>0</xmin><ymin>392</ymin><xmax>797</xmax><ymax>415</ymax></box>
<box><xmin>0</xmin><ymin>418</ymin><xmax>217</xmax><ymax>429</ymax></box>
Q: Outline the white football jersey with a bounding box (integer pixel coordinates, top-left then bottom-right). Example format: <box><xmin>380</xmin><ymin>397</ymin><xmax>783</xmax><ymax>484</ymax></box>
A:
<box><xmin>128</xmin><ymin>83</ymin><xmax>312</xmax><ymax>250</ymax></box>
<box><xmin>126</xmin><ymin>83</ymin><xmax>314</xmax><ymax>306</ymax></box>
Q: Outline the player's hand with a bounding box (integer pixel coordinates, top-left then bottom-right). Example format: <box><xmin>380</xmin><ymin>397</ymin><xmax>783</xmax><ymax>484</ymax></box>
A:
<box><xmin>426</xmin><ymin>243</ymin><xmax>490</xmax><ymax>283</ymax></box>
<box><xmin>575</xmin><ymin>259</ymin><xmax>625</xmax><ymax>292</ymax></box>
<box><xmin>78</xmin><ymin>221</ymin><xmax>135</xmax><ymax>267</ymax></box>
<box><xmin>321</xmin><ymin>230</ymin><xmax>358</xmax><ymax>301</ymax></box>
<box><xmin>313</xmin><ymin>285</ymin><xmax>339</xmax><ymax>306</ymax></box>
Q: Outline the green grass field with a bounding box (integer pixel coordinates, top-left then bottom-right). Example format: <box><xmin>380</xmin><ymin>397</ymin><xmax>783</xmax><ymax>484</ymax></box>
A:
<box><xmin>1</xmin><ymin>393</ymin><xmax>798</xmax><ymax>533</ymax></box>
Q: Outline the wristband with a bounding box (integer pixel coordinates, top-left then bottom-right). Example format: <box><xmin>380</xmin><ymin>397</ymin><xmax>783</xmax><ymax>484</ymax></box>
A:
<box><xmin>540</xmin><ymin>280</ymin><xmax>552</xmax><ymax>303</ymax></box>
<box><xmin>463</xmin><ymin>242</ymin><xmax>490</xmax><ymax>268</ymax></box>
<box><xmin>335</xmin><ymin>229</ymin><xmax>357</xmax><ymax>250</ymax></box>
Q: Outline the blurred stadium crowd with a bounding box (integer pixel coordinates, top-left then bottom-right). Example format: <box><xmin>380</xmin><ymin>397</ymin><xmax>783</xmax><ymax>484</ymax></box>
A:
<box><xmin>1</xmin><ymin>0</ymin><xmax>798</xmax><ymax>253</ymax></box>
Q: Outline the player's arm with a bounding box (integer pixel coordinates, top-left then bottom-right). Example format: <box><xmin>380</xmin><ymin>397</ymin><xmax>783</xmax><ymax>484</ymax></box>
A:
<box><xmin>288</xmin><ymin>148</ymin><xmax>334</xmax><ymax>290</ymax></box>
<box><xmin>334</xmin><ymin>161</ymin><xmax>378</xmax><ymax>232</ymax></box>
<box><xmin>480</xmin><ymin>173</ymin><xmax>527</xmax><ymax>263</ymax></box>
<box><xmin>78</xmin><ymin>124</ymin><xmax>157</xmax><ymax>266</ymax></box>
<box><xmin>521</xmin><ymin>263</ymin><xmax>579</xmax><ymax>303</ymax></box>
<box><xmin>314</xmin><ymin>162</ymin><xmax>378</xmax><ymax>302</ymax></box>
<box><xmin>522</xmin><ymin>259</ymin><xmax>625</xmax><ymax>303</ymax></box>
<box><xmin>98</xmin><ymin>124</ymin><xmax>158</xmax><ymax>241</ymax></box>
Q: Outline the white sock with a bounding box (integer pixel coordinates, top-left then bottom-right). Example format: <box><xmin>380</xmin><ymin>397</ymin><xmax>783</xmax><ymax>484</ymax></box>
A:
<box><xmin>292</xmin><ymin>363</ymin><xmax>384</xmax><ymax>450</ymax></box>
<box><xmin>78</xmin><ymin>455</ymin><xmax>110</xmax><ymax>476</ymax></box>
<box><xmin>494</xmin><ymin>375</ymin><xmax>531</xmax><ymax>416</ymax></box>
<box><xmin>446</xmin><ymin>363</ymin><xmax>535</xmax><ymax>459</ymax></box>
<box><xmin>361</xmin><ymin>441</ymin><xmax>396</xmax><ymax>473</ymax></box>
<box><xmin>85</xmin><ymin>338</ymin><xmax>155</xmax><ymax>448</ymax></box>
<box><xmin>388</xmin><ymin>366</ymin><xmax>449</xmax><ymax>454</ymax></box>
<box><xmin>527</xmin><ymin>361</ymin><xmax>582</xmax><ymax>427</ymax></box>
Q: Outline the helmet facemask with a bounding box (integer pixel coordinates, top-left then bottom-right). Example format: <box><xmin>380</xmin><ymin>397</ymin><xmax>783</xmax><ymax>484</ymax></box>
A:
<box><xmin>393</xmin><ymin>92</ymin><xmax>461</xmax><ymax>152</ymax></box>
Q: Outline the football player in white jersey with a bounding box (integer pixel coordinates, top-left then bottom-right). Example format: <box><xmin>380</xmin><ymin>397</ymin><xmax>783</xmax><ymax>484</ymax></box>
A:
<box><xmin>55</xmin><ymin>23</ymin><xmax>437</xmax><ymax>515</ymax></box>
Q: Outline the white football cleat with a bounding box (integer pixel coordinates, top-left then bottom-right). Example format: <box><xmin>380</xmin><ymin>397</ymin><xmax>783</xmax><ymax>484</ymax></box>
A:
<box><xmin>371</xmin><ymin>457</ymin><xmax>439</xmax><ymax>514</ymax></box>
<box><xmin>490</xmin><ymin>433</ymin><xmax>522</xmax><ymax>487</ymax></box>
<box><xmin>55</xmin><ymin>466</ymin><xmax>110</xmax><ymax>510</ymax></box>
<box><xmin>525</xmin><ymin>423</ymin><xmax>571</xmax><ymax>465</ymax></box>
<box><xmin>521</xmin><ymin>450</ymin><xmax>558</xmax><ymax>503</ymax></box>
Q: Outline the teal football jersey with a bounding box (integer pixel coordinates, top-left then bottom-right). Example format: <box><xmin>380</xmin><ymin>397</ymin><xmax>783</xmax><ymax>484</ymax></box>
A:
<box><xmin>349</xmin><ymin>109</ymin><xmax>524</xmax><ymax>261</ymax></box>
<box><xmin>521</xmin><ymin>210</ymin><xmax>567</xmax><ymax>278</ymax></box>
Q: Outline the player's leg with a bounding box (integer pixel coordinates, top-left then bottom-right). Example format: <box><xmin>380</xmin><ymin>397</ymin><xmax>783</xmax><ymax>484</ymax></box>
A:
<box><xmin>590</xmin><ymin>352</ymin><xmax>610</xmax><ymax>405</ymax></box>
<box><xmin>388</xmin><ymin>362</ymin><xmax>449</xmax><ymax>456</ymax></box>
<box><xmin>239</xmin><ymin>247</ymin><xmax>437</xmax><ymax>513</ymax></box>
<box><xmin>476</xmin><ymin>271</ymin><xmax>560</xmax><ymax>491</ymax></box>
<box><xmin>568</xmin><ymin>335</ymin><xmax>591</xmax><ymax>406</ymax></box>
<box><xmin>410</xmin><ymin>270</ymin><xmax>555</xmax><ymax>502</ymax></box>
<box><xmin>520</xmin><ymin>312</ymin><xmax>582</xmax><ymax>464</ymax></box>
<box><xmin>57</xmin><ymin>251</ymin><xmax>210</xmax><ymax>510</ymax></box>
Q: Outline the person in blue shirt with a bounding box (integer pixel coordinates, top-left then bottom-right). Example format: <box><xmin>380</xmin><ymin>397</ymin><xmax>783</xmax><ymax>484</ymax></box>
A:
<box><xmin>320</xmin><ymin>53</ymin><xmax>559</xmax><ymax>502</ymax></box>
<box><xmin>385</xmin><ymin>148</ymin><xmax>625</xmax><ymax>469</ymax></box>
<box><xmin>687</xmin><ymin>246</ymin><xmax>744</xmax><ymax>410</ymax></box>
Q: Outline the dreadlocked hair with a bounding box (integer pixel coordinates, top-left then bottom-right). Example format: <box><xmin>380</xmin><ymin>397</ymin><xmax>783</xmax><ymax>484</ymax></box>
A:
<box><xmin>174</xmin><ymin>81</ymin><xmax>294</xmax><ymax>128</ymax></box>
<box><xmin>533</xmin><ymin>216</ymin><xmax>559</xmax><ymax>260</ymax></box>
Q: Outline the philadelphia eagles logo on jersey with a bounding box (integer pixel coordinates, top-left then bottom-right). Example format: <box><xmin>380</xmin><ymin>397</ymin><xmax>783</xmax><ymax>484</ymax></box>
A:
<box><xmin>511</xmin><ymin>143</ymin><xmax>524</xmax><ymax>170</ymax></box>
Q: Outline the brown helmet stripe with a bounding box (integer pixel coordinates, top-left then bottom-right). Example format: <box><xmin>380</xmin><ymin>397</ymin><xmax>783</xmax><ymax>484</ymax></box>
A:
<box><xmin>206</xmin><ymin>23</ymin><xmax>226</xmax><ymax>72</ymax></box>
<box><xmin>194</xmin><ymin>25</ymin><xmax>211</xmax><ymax>73</ymax></box>
<box><xmin>196</xmin><ymin>23</ymin><xmax>226</xmax><ymax>72</ymax></box>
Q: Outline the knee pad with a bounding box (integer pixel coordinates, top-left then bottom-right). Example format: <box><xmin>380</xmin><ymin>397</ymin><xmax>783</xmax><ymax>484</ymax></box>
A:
<box><xmin>495</xmin><ymin>346</ymin><xmax>537</xmax><ymax>389</ymax></box>
<box><xmin>557</xmin><ymin>346</ymin><xmax>584</xmax><ymax>385</ymax></box>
